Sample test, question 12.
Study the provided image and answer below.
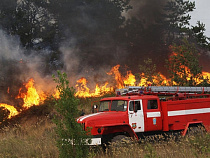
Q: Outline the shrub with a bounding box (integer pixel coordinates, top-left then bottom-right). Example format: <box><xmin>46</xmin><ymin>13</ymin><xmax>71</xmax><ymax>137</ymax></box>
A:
<box><xmin>52</xmin><ymin>71</ymin><xmax>89</xmax><ymax>158</ymax></box>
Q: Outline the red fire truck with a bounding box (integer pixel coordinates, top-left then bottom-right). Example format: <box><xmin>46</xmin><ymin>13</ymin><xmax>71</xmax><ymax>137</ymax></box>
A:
<box><xmin>77</xmin><ymin>86</ymin><xmax>210</xmax><ymax>145</ymax></box>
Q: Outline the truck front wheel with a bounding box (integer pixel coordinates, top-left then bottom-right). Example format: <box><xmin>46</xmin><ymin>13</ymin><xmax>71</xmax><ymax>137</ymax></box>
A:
<box><xmin>111</xmin><ymin>135</ymin><xmax>131</xmax><ymax>146</ymax></box>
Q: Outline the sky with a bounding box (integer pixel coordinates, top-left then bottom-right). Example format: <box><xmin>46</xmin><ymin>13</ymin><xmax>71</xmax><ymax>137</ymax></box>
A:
<box><xmin>189</xmin><ymin>0</ymin><xmax>210</xmax><ymax>37</ymax></box>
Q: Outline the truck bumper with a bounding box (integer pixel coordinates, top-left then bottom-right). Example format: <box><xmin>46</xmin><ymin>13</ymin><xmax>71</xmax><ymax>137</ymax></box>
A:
<box><xmin>88</xmin><ymin>137</ymin><xmax>102</xmax><ymax>145</ymax></box>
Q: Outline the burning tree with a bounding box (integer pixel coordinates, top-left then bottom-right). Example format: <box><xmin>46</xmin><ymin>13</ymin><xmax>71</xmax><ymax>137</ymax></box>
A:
<box><xmin>167</xmin><ymin>39</ymin><xmax>202</xmax><ymax>86</ymax></box>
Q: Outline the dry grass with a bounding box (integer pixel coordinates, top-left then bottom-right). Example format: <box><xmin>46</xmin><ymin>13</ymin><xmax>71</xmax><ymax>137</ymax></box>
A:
<box><xmin>0</xmin><ymin>116</ymin><xmax>58</xmax><ymax>158</ymax></box>
<box><xmin>0</xmin><ymin>114</ymin><xmax>209</xmax><ymax>158</ymax></box>
<box><xmin>91</xmin><ymin>133</ymin><xmax>210</xmax><ymax>158</ymax></box>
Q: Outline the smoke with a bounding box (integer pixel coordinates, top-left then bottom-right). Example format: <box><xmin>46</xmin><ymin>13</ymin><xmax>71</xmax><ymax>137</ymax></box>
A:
<box><xmin>0</xmin><ymin>30</ymin><xmax>24</xmax><ymax>103</ymax></box>
<box><xmin>0</xmin><ymin>27</ymin><xmax>113</xmax><ymax>103</ymax></box>
<box><xmin>0</xmin><ymin>29</ymin><xmax>57</xmax><ymax>105</ymax></box>
<box><xmin>1</xmin><ymin>0</ymin><xmax>210</xmax><ymax>103</ymax></box>
<box><xmin>60</xmin><ymin>37</ymin><xmax>116</xmax><ymax>88</ymax></box>
<box><xmin>125</xmin><ymin>0</ymin><xmax>167</xmax><ymax>26</ymax></box>
<box><xmin>0</xmin><ymin>30</ymin><xmax>24</xmax><ymax>61</ymax></box>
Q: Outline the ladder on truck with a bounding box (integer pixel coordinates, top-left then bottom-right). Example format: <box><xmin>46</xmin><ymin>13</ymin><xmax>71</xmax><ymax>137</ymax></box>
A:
<box><xmin>116</xmin><ymin>86</ymin><xmax>210</xmax><ymax>100</ymax></box>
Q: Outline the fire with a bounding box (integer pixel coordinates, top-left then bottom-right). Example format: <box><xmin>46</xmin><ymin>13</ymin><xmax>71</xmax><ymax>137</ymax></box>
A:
<box><xmin>0</xmin><ymin>64</ymin><xmax>210</xmax><ymax>120</ymax></box>
<box><xmin>202</xmin><ymin>72</ymin><xmax>210</xmax><ymax>81</ymax></box>
<box><xmin>0</xmin><ymin>103</ymin><xmax>19</xmax><ymax>119</ymax></box>
<box><xmin>124</xmin><ymin>71</ymin><xmax>136</xmax><ymax>86</ymax></box>
<box><xmin>152</xmin><ymin>73</ymin><xmax>170</xmax><ymax>86</ymax></box>
<box><xmin>107</xmin><ymin>64</ymin><xmax>124</xmax><ymax>89</ymax></box>
<box><xmin>0</xmin><ymin>78</ymin><xmax>48</xmax><ymax>120</ymax></box>
<box><xmin>137</xmin><ymin>73</ymin><xmax>170</xmax><ymax>86</ymax></box>
<box><xmin>75</xmin><ymin>64</ymin><xmax>210</xmax><ymax>98</ymax></box>
<box><xmin>75</xmin><ymin>78</ymin><xmax>91</xmax><ymax>97</ymax></box>
<box><xmin>75</xmin><ymin>78</ymin><xmax>113</xmax><ymax>98</ymax></box>
<box><xmin>176</xmin><ymin>65</ymin><xmax>192</xmax><ymax>80</ymax></box>
<box><xmin>16</xmin><ymin>78</ymin><xmax>47</xmax><ymax>108</ymax></box>
<box><xmin>52</xmin><ymin>89</ymin><xmax>60</xmax><ymax>99</ymax></box>
<box><xmin>138</xmin><ymin>73</ymin><xmax>149</xmax><ymax>86</ymax></box>
<box><xmin>196</xmin><ymin>72</ymin><xmax>210</xmax><ymax>85</ymax></box>
<box><xmin>74</xmin><ymin>65</ymin><xmax>171</xmax><ymax>97</ymax></box>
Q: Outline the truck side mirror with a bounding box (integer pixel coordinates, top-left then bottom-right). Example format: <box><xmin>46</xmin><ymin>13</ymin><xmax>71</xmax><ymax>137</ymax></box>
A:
<box><xmin>92</xmin><ymin>105</ymin><xmax>98</xmax><ymax>113</ymax></box>
<box><xmin>80</xmin><ymin>109</ymin><xmax>85</xmax><ymax>116</ymax></box>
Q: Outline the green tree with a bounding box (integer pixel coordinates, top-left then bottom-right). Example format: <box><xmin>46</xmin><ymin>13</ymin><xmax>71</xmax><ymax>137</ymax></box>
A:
<box><xmin>163</xmin><ymin>0</ymin><xmax>210</xmax><ymax>49</ymax></box>
<box><xmin>0</xmin><ymin>0</ymin><xmax>57</xmax><ymax>50</ymax></box>
<box><xmin>163</xmin><ymin>0</ymin><xmax>195</xmax><ymax>43</ymax></box>
<box><xmin>191</xmin><ymin>21</ymin><xmax>210</xmax><ymax>48</ymax></box>
<box><xmin>166</xmin><ymin>39</ymin><xmax>202</xmax><ymax>86</ymax></box>
<box><xmin>0</xmin><ymin>0</ymin><xmax>17</xmax><ymax>33</ymax></box>
<box><xmin>52</xmin><ymin>71</ymin><xmax>89</xmax><ymax>158</ymax></box>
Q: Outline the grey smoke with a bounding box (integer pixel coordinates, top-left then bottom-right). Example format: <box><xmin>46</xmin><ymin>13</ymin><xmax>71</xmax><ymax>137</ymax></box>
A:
<box><xmin>125</xmin><ymin>0</ymin><xmax>167</xmax><ymax>26</ymax></box>
<box><xmin>0</xmin><ymin>29</ymin><xmax>57</xmax><ymax>104</ymax></box>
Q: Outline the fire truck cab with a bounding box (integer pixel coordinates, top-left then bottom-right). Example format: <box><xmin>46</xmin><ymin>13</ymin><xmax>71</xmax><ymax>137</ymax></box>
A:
<box><xmin>77</xmin><ymin>86</ymin><xmax>210</xmax><ymax>145</ymax></box>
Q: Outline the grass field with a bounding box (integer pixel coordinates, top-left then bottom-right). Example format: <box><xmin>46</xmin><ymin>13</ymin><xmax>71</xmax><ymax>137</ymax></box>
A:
<box><xmin>97</xmin><ymin>133</ymin><xmax>210</xmax><ymax>158</ymax></box>
<box><xmin>0</xmin><ymin>116</ymin><xmax>58</xmax><ymax>158</ymax></box>
<box><xmin>0</xmin><ymin>114</ymin><xmax>209</xmax><ymax>158</ymax></box>
<box><xmin>0</xmin><ymin>98</ymin><xmax>209</xmax><ymax>158</ymax></box>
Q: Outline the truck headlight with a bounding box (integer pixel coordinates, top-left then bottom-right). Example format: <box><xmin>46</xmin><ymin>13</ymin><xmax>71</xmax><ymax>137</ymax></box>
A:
<box><xmin>98</xmin><ymin>128</ymin><xmax>101</xmax><ymax>134</ymax></box>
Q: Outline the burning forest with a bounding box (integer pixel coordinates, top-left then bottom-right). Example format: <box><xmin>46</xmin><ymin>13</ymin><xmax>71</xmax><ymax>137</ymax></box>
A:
<box><xmin>1</xmin><ymin>1</ymin><xmax>210</xmax><ymax>157</ymax></box>
<box><xmin>0</xmin><ymin>0</ymin><xmax>210</xmax><ymax>123</ymax></box>
<box><xmin>1</xmin><ymin>62</ymin><xmax>210</xmax><ymax>121</ymax></box>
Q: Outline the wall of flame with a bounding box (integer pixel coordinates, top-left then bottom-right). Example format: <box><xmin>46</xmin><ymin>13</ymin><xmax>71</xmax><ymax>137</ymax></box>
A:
<box><xmin>0</xmin><ymin>64</ymin><xmax>210</xmax><ymax>120</ymax></box>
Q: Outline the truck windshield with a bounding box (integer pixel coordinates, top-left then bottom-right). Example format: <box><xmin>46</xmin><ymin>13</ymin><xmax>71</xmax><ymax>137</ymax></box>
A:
<box><xmin>99</xmin><ymin>100</ymin><xmax>128</xmax><ymax>112</ymax></box>
<box><xmin>99</xmin><ymin>101</ymin><xmax>110</xmax><ymax>112</ymax></box>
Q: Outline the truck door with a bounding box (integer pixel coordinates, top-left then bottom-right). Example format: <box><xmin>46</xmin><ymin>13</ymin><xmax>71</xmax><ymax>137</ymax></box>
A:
<box><xmin>145</xmin><ymin>99</ymin><xmax>162</xmax><ymax>131</ymax></box>
<box><xmin>128</xmin><ymin>100</ymin><xmax>145</xmax><ymax>132</ymax></box>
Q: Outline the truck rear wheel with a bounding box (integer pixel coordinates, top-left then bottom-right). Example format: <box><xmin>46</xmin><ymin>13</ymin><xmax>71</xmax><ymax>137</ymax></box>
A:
<box><xmin>187</xmin><ymin>125</ymin><xmax>206</xmax><ymax>136</ymax></box>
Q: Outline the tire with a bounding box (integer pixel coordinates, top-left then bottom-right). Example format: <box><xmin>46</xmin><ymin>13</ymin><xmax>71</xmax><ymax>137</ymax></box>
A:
<box><xmin>110</xmin><ymin>135</ymin><xmax>131</xmax><ymax>147</ymax></box>
<box><xmin>187</xmin><ymin>125</ymin><xmax>206</xmax><ymax>136</ymax></box>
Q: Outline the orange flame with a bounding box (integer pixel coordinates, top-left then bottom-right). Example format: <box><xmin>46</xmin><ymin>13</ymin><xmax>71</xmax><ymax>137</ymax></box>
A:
<box><xmin>52</xmin><ymin>89</ymin><xmax>60</xmax><ymax>99</ymax></box>
<box><xmin>196</xmin><ymin>72</ymin><xmax>210</xmax><ymax>84</ymax></box>
<box><xmin>0</xmin><ymin>64</ymin><xmax>210</xmax><ymax>120</ymax></box>
<box><xmin>0</xmin><ymin>78</ymin><xmax>48</xmax><ymax>120</ymax></box>
<box><xmin>124</xmin><ymin>71</ymin><xmax>136</xmax><ymax>86</ymax></box>
<box><xmin>107</xmin><ymin>64</ymin><xmax>124</xmax><ymax>89</ymax></box>
<box><xmin>75</xmin><ymin>64</ymin><xmax>210</xmax><ymax>98</ymax></box>
<box><xmin>75</xmin><ymin>78</ymin><xmax>113</xmax><ymax>98</ymax></box>
<box><xmin>0</xmin><ymin>103</ymin><xmax>19</xmax><ymax>119</ymax></box>
<box><xmin>175</xmin><ymin>65</ymin><xmax>192</xmax><ymax>80</ymax></box>
<box><xmin>202</xmin><ymin>72</ymin><xmax>210</xmax><ymax>81</ymax></box>
<box><xmin>16</xmin><ymin>78</ymin><xmax>46</xmax><ymax>108</ymax></box>
<box><xmin>138</xmin><ymin>73</ymin><xmax>149</xmax><ymax>86</ymax></box>
<box><xmin>152</xmin><ymin>73</ymin><xmax>170</xmax><ymax>86</ymax></box>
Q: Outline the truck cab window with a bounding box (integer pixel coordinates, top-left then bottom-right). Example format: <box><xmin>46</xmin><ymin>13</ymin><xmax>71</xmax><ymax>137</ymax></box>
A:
<box><xmin>129</xmin><ymin>100</ymin><xmax>141</xmax><ymax>112</ymax></box>
<box><xmin>135</xmin><ymin>101</ymin><xmax>141</xmax><ymax>111</ymax></box>
<box><xmin>129</xmin><ymin>101</ymin><xmax>134</xmax><ymax>111</ymax></box>
<box><xmin>147</xmin><ymin>100</ymin><xmax>158</xmax><ymax>109</ymax></box>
